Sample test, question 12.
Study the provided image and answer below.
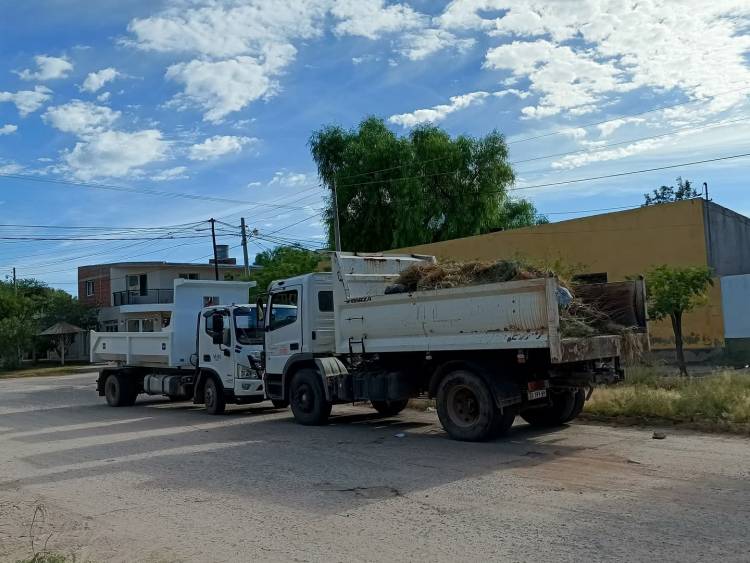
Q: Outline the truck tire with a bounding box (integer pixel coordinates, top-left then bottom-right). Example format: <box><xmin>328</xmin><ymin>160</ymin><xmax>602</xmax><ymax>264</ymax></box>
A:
<box><xmin>104</xmin><ymin>372</ymin><xmax>137</xmax><ymax>407</ymax></box>
<box><xmin>289</xmin><ymin>368</ymin><xmax>331</xmax><ymax>425</ymax></box>
<box><xmin>371</xmin><ymin>399</ymin><xmax>409</xmax><ymax>416</ymax></box>
<box><xmin>204</xmin><ymin>377</ymin><xmax>226</xmax><ymax>415</ymax></box>
<box><xmin>520</xmin><ymin>390</ymin><xmax>576</xmax><ymax>427</ymax></box>
<box><xmin>561</xmin><ymin>389</ymin><xmax>586</xmax><ymax>423</ymax></box>
<box><xmin>271</xmin><ymin>399</ymin><xmax>289</xmax><ymax>409</ymax></box>
<box><xmin>436</xmin><ymin>370</ymin><xmax>503</xmax><ymax>442</ymax></box>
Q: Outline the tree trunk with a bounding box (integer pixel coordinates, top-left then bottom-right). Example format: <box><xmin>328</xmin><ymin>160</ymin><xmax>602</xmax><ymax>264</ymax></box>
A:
<box><xmin>671</xmin><ymin>312</ymin><xmax>688</xmax><ymax>376</ymax></box>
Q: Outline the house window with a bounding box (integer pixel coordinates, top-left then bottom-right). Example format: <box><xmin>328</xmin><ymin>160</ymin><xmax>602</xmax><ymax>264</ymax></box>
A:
<box><xmin>127</xmin><ymin>275</ymin><xmax>140</xmax><ymax>289</ymax></box>
<box><xmin>103</xmin><ymin>320</ymin><xmax>118</xmax><ymax>332</ymax></box>
<box><xmin>179</xmin><ymin>273</ymin><xmax>199</xmax><ymax>280</ymax></box>
<box><xmin>85</xmin><ymin>280</ymin><xmax>95</xmax><ymax>297</ymax></box>
<box><xmin>127</xmin><ymin>319</ymin><xmax>140</xmax><ymax>332</ymax></box>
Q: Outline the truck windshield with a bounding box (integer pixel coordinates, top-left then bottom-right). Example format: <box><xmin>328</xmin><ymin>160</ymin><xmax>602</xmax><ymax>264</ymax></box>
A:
<box><xmin>234</xmin><ymin>307</ymin><xmax>263</xmax><ymax>345</ymax></box>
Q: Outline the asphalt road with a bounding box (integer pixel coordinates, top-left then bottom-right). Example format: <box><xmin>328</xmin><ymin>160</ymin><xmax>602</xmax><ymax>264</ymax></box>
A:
<box><xmin>1</xmin><ymin>372</ymin><xmax>749</xmax><ymax>563</ymax></box>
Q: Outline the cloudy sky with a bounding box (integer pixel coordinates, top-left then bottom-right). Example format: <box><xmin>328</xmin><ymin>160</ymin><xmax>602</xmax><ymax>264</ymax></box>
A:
<box><xmin>1</xmin><ymin>0</ymin><xmax>749</xmax><ymax>292</ymax></box>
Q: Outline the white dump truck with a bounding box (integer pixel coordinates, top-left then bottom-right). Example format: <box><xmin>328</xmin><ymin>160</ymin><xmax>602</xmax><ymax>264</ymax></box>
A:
<box><xmin>261</xmin><ymin>252</ymin><xmax>648</xmax><ymax>441</ymax></box>
<box><xmin>91</xmin><ymin>279</ymin><xmax>278</xmax><ymax>414</ymax></box>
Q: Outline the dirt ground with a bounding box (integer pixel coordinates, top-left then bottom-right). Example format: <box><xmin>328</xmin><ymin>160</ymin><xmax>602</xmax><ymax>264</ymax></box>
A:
<box><xmin>1</xmin><ymin>372</ymin><xmax>749</xmax><ymax>562</ymax></box>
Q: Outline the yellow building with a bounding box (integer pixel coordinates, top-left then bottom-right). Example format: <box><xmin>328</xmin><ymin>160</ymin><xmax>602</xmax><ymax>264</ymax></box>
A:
<box><xmin>399</xmin><ymin>199</ymin><xmax>750</xmax><ymax>355</ymax></box>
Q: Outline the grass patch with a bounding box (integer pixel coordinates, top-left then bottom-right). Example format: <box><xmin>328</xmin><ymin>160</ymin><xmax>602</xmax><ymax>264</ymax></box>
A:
<box><xmin>0</xmin><ymin>363</ymin><xmax>93</xmax><ymax>380</ymax></box>
<box><xmin>585</xmin><ymin>368</ymin><xmax>750</xmax><ymax>433</ymax></box>
<box><xmin>16</xmin><ymin>554</ymin><xmax>72</xmax><ymax>563</ymax></box>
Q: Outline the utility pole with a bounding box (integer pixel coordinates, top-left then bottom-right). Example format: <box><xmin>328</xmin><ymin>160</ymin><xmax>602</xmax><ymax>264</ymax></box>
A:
<box><xmin>12</xmin><ymin>267</ymin><xmax>16</xmax><ymax>294</ymax></box>
<box><xmin>703</xmin><ymin>182</ymin><xmax>709</xmax><ymax>201</ymax></box>
<box><xmin>240</xmin><ymin>217</ymin><xmax>250</xmax><ymax>277</ymax></box>
<box><xmin>332</xmin><ymin>177</ymin><xmax>342</xmax><ymax>252</ymax></box>
<box><xmin>210</xmin><ymin>218</ymin><xmax>219</xmax><ymax>281</ymax></box>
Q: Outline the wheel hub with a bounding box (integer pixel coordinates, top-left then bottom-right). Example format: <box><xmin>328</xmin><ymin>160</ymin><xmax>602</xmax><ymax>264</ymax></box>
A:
<box><xmin>447</xmin><ymin>385</ymin><xmax>481</xmax><ymax>428</ymax></box>
<box><xmin>294</xmin><ymin>384</ymin><xmax>313</xmax><ymax>413</ymax></box>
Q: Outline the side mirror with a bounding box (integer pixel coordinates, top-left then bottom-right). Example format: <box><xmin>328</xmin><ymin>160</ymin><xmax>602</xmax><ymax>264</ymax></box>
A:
<box><xmin>255</xmin><ymin>296</ymin><xmax>265</xmax><ymax>327</ymax></box>
<box><xmin>211</xmin><ymin>313</ymin><xmax>224</xmax><ymax>345</ymax></box>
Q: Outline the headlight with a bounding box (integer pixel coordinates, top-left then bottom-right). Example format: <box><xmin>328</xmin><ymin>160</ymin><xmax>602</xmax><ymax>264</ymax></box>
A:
<box><xmin>236</xmin><ymin>364</ymin><xmax>260</xmax><ymax>379</ymax></box>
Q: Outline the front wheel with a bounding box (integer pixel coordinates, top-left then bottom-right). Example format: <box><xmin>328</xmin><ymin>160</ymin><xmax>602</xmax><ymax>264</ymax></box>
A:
<box><xmin>104</xmin><ymin>373</ymin><xmax>137</xmax><ymax>407</ymax></box>
<box><xmin>204</xmin><ymin>377</ymin><xmax>226</xmax><ymax>415</ymax></box>
<box><xmin>371</xmin><ymin>399</ymin><xmax>409</xmax><ymax>416</ymax></box>
<box><xmin>436</xmin><ymin>370</ymin><xmax>506</xmax><ymax>442</ymax></box>
<box><xmin>289</xmin><ymin>368</ymin><xmax>331</xmax><ymax>425</ymax></box>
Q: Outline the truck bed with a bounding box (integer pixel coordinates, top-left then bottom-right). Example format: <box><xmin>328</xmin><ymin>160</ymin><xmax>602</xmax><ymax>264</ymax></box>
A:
<box><xmin>90</xmin><ymin>331</ymin><xmax>174</xmax><ymax>368</ymax></box>
<box><xmin>332</xmin><ymin>253</ymin><xmax>648</xmax><ymax>364</ymax></box>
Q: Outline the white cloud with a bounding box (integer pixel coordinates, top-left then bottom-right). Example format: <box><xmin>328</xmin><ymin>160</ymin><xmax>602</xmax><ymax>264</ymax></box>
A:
<box><xmin>560</xmin><ymin>127</ymin><xmax>587</xmax><ymax>140</ymax></box>
<box><xmin>389</xmin><ymin>91</ymin><xmax>490</xmax><ymax>127</ymax></box>
<box><xmin>97</xmin><ymin>92</ymin><xmax>111</xmax><ymax>102</ymax></box>
<box><xmin>398</xmin><ymin>29</ymin><xmax>475</xmax><ymax>60</ymax></box>
<box><xmin>166</xmin><ymin>49</ymin><xmax>294</xmax><ymax>122</ymax></box>
<box><xmin>247</xmin><ymin>181</ymin><xmax>263</xmax><ymax>187</ymax></box>
<box><xmin>476</xmin><ymin>2</ymin><xmax>750</xmax><ymax>119</ymax></box>
<box><xmin>81</xmin><ymin>67</ymin><xmax>119</xmax><ymax>93</ymax></box>
<box><xmin>268</xmin><ymin>170</ymin><xmax>310</xmax><ymax>187</ymax></box>
<box><xmin>18</xmin><ymin>55</ymin><xmax>73</xmax><ymax>81</ymax></box>
<box><xmin>63</xmin><ymin>129</ymin><xmax>169</xmax><ymax>180</ymax></box>
<box><xmin>551</xmin><ymin>138</ymin><xmax>665</xmax><ymax>170</ymax></box>
<box><xmin>152</xmin><ymin>166</ymin><xmax>188</xmax><ymax>181</ymax></box>
<box><xmin>331</xmin><ymin>0</ymin><xmax>425</xmax><ymax>39</ymax></box>
<box><xmin>0</xmin><ymin>86</ymin><xmax>52</xmax><ymax>117</ymax></box>
<box><xmin>42</xmin><ymin>101</ymin><xmax>120</xmax><ymax>136</ymax></box>
<box><xmin>0</xmin><ymin>163</ymin><xmax>23</xmax><ymax>174</ymax></box>
<box><xmin>0</xmin><ymin>124</ymin><xmax>18</xmax><ymax>135</ymax></box>
<box><xmin>493</xmin><ymin>88</ymin><xmax>530</xmax><ymax>99</ymax></box>
<box><xmin>596</xmin><ymin>117</ymin><xmax>646</xmax><ymax>138</ymax></box>
<box><xmin>188</xmin><ymin>135</ymin><xmax>256</xmax><ymax>160</ymax></box>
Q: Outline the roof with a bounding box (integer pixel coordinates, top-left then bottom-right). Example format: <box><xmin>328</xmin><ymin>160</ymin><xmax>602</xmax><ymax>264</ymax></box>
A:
<box><xmin>39</xmin><ymin>321</ymin><xmax>84</xmax><ymax>335</ymax></box>
<box><xmin>78</xmin><ymin>261</ymin><xmax>253</xmax><ymax>270</ymax></box>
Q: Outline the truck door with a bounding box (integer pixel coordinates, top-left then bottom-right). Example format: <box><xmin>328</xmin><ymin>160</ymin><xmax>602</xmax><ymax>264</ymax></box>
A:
<box><xmin>265</xmin><ymin>287</ymin><xmax>302</xmax><ymax>376</ymax></box>
<box><xmin>201</xmin><ymin>309</ymin><xmax>235</xmax><ymax>390</ymax></box>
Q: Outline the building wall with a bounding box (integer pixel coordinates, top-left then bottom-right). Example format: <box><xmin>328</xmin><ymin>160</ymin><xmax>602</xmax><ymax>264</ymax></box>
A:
<box><xmin>77</xmin><ymin>266</ymin><xmax>111</xmax><ymax>308</ymax></box>
<box><xmin>398</xmin><ymin>199</ymin><xmax>724</xmax><ymax>349</ymax></box>
<box><xmin>705</xmin><ymin>202</ymin><xmax>750</xmax><ymax>276</ymax></box>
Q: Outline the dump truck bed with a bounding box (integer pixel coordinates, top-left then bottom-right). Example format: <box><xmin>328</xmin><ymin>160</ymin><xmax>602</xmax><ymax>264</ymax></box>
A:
<box><xmin>332</xmin><ymin>253</ymin><xmax>647</xmax><ymax>363</ymax></box>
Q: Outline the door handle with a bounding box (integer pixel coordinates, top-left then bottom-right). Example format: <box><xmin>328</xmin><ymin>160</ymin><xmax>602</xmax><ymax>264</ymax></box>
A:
<box><xmin>290</xmin><ymin>342</ymin><xmax>299</xmax><ymax>351</ymax></box>
<box><xmin>203</xmin><ymin>354</ymin><xmax>211</xmax><ymax>362</ymax></box>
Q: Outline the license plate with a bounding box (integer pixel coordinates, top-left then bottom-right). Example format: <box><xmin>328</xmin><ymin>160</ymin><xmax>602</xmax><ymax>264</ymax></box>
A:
<box><xmin>528</xmin><ymin>389</ymin><xmax>547</xmax><ymax>401</ymax></box>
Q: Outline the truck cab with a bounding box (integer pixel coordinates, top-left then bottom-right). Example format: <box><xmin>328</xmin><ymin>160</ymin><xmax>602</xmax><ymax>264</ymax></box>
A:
<box><xmin>262</xmin><ymin>273</ymin><xmax>335</xmax><ymax>400</ymax></box>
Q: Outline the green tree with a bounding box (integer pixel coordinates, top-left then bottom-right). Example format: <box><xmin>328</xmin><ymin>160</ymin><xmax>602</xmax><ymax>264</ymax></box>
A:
<box><xmin>646</xmin><ymin>265</ymin><xmax>713</xmax><ymax>376</ymax></box>
<box><xmin>246</xmin><ymin>246</ymin><xmax>322</xmax><ymax>295</ymax></box>
<box><xmin>643</xmin><ymin>177</ymin><xmax>701</xmax><ymax>206</ymax></box>
<box><xmin>309</xmin><ymin>117</ymin><xmax>545</xmax><ymax>251</ymax></box>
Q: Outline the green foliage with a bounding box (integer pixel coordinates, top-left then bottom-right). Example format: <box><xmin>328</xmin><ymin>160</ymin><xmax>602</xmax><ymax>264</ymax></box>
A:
<box><xmin>643</xmin><ymin>176</ymin><xmax>701</xmax><ymax>206</ymax></box>
<box><xmin>585</xmin><ymin>370</ymin><xmax>750</xmax><ymax>427</ymax></box>
<box><xmin>247</xmin><ymin>246</ymin><xmax>321</xmax><ymax>294</ymax></box>
<box><xmin>309</xmin><ymin>117</ymin><xmax>544</xmax><ymax>251</ymax></box>
<box><xmin>646</xmin><ymin>265</ymin><xmax>713</xmax><ymax>321</ymax></box>
<box><xmin>0</xmin><ymin>280</ymin><xmax>96</xmax><ymax>368</ymax></box>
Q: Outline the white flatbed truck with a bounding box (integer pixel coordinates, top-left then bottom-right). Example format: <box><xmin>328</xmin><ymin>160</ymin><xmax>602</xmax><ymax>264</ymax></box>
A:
<box><xmin>261</xmin><ymin>252</ymin><xmax>648</xmax><ymax>441</ymax></box>
<box><xmin>91</xmin><ymin>279</ymin><xmax>279</xmax><ymax>414</ymax></box>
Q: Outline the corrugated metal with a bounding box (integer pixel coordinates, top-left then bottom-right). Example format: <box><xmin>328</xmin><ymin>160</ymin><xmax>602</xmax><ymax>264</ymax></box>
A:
<box><xmin>721</xmin><ymin>274</ymin><xmax>750</xmax><ymax>338</ymax></box>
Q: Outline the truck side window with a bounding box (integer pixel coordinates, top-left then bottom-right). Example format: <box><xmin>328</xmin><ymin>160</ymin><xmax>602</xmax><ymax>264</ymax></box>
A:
<box><xmin>318</xmin><ymin>290</ymin><xmax>334</xmax><ymax>312</ymax></box>
<box><xmin>205</xmin><ymin>310</ymin><xmax>231</xmax><ymax>346</ymax></box>
<box><xmin>269</xmin><ymin>290</ymin><xmax>298</xmax><ymax>331</ymax></box>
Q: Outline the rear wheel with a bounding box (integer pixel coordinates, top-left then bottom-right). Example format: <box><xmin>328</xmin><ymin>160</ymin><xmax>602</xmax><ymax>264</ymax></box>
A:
<box><xmin>204</xmin><ymin>377</ymin><xmax>226</xmax><ymax>415</ymax></box>
<box><xmin>436</xmin><ymin>370</ymin><xmax>503</xmax><ymax>442</ymax></box>
<box><xmin>289</xmin><ymin>368</ymin><xmax>331</xmax><ymax>425</ymax></box>
<box><xmin>371</xmin><ymin>399</ymin><xmax>409</xmax><ymax>416</ymax></box>
<box><xmin>104</xmin><ymin>372</ymin><xmax>137</xmax><ymax>407</ymax></box>
<box><xmin>561</xmin><ymin>389</ymin><xmax>586</xmax><ymax>423</ymax></box>
<box><xmin>520</xmin><ymin>390</ymin><xmax>576</xmax><ymax>427</ymax></box>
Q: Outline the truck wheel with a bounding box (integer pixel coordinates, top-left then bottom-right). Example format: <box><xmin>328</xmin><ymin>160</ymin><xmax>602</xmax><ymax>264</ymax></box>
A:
<box><xmin>289</xmin><ymin>368</ymin><xmax>331</xmax><ymax>425</ymax></box>
<box><xmin>371</xmin><ymin>399</ymin><xmax>409</xmax><ymax>416</ymax></box>
<box><xmin>104</xmin><ymin>373</ymin><xmax>136</xmax><ymax>407</ymax></box>
<box><xmin>561</xmin><ymin>389</ymin><xmax>586</xmax><ymax>423</ymax></box>
<box><xmin>271</xmin><ymin>399</ymin><xmax>289</xmax><ymax>409</ymax></box>
<box><xmin>436</xmin><ymin>370</ymin><xmax>501</xmax><ymax>442</ymax></box>
<box><xmin>204</xmin><ymin>377</ymin><xmax>226</xmax><ymax>415</ymax></box>
<box><xmin>520</xmin><ymin>390</ymin><xmax>576</xmax><ymax>427</ymax></box>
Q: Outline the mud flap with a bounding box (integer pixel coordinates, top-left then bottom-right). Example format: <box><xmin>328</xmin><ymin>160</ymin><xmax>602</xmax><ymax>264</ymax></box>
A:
<box><xmin>314</xmin><ymin>357</ymin><xmax>349</xmax><ymax>402</ymax></box>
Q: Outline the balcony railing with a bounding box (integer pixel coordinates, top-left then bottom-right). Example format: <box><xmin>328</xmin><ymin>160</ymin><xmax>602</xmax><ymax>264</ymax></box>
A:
<box><xmin>113</xmin><ymin>289</ymin><xmax>174</xmax><ymax>306</ymax></box>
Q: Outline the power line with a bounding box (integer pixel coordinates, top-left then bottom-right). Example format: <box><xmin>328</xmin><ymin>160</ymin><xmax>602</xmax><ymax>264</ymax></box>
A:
<box><xmin>510</xmin><ymin>152</ymin><xmax>750</xmax><ymax>192</ymax></box>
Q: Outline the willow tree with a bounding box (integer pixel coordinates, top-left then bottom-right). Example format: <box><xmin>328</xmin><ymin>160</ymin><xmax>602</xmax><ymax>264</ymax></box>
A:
<box><xmin>309</xmin><ymin>117</ymin><xmax>543</xmax><ymax>252</ymax></box>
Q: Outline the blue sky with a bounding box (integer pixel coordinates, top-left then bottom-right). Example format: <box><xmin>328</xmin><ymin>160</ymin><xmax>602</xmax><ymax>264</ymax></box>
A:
<box><xmin>1</xmin><ymin>0</ymin><xmax>749</xmax><ymax>294</ymax></box>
